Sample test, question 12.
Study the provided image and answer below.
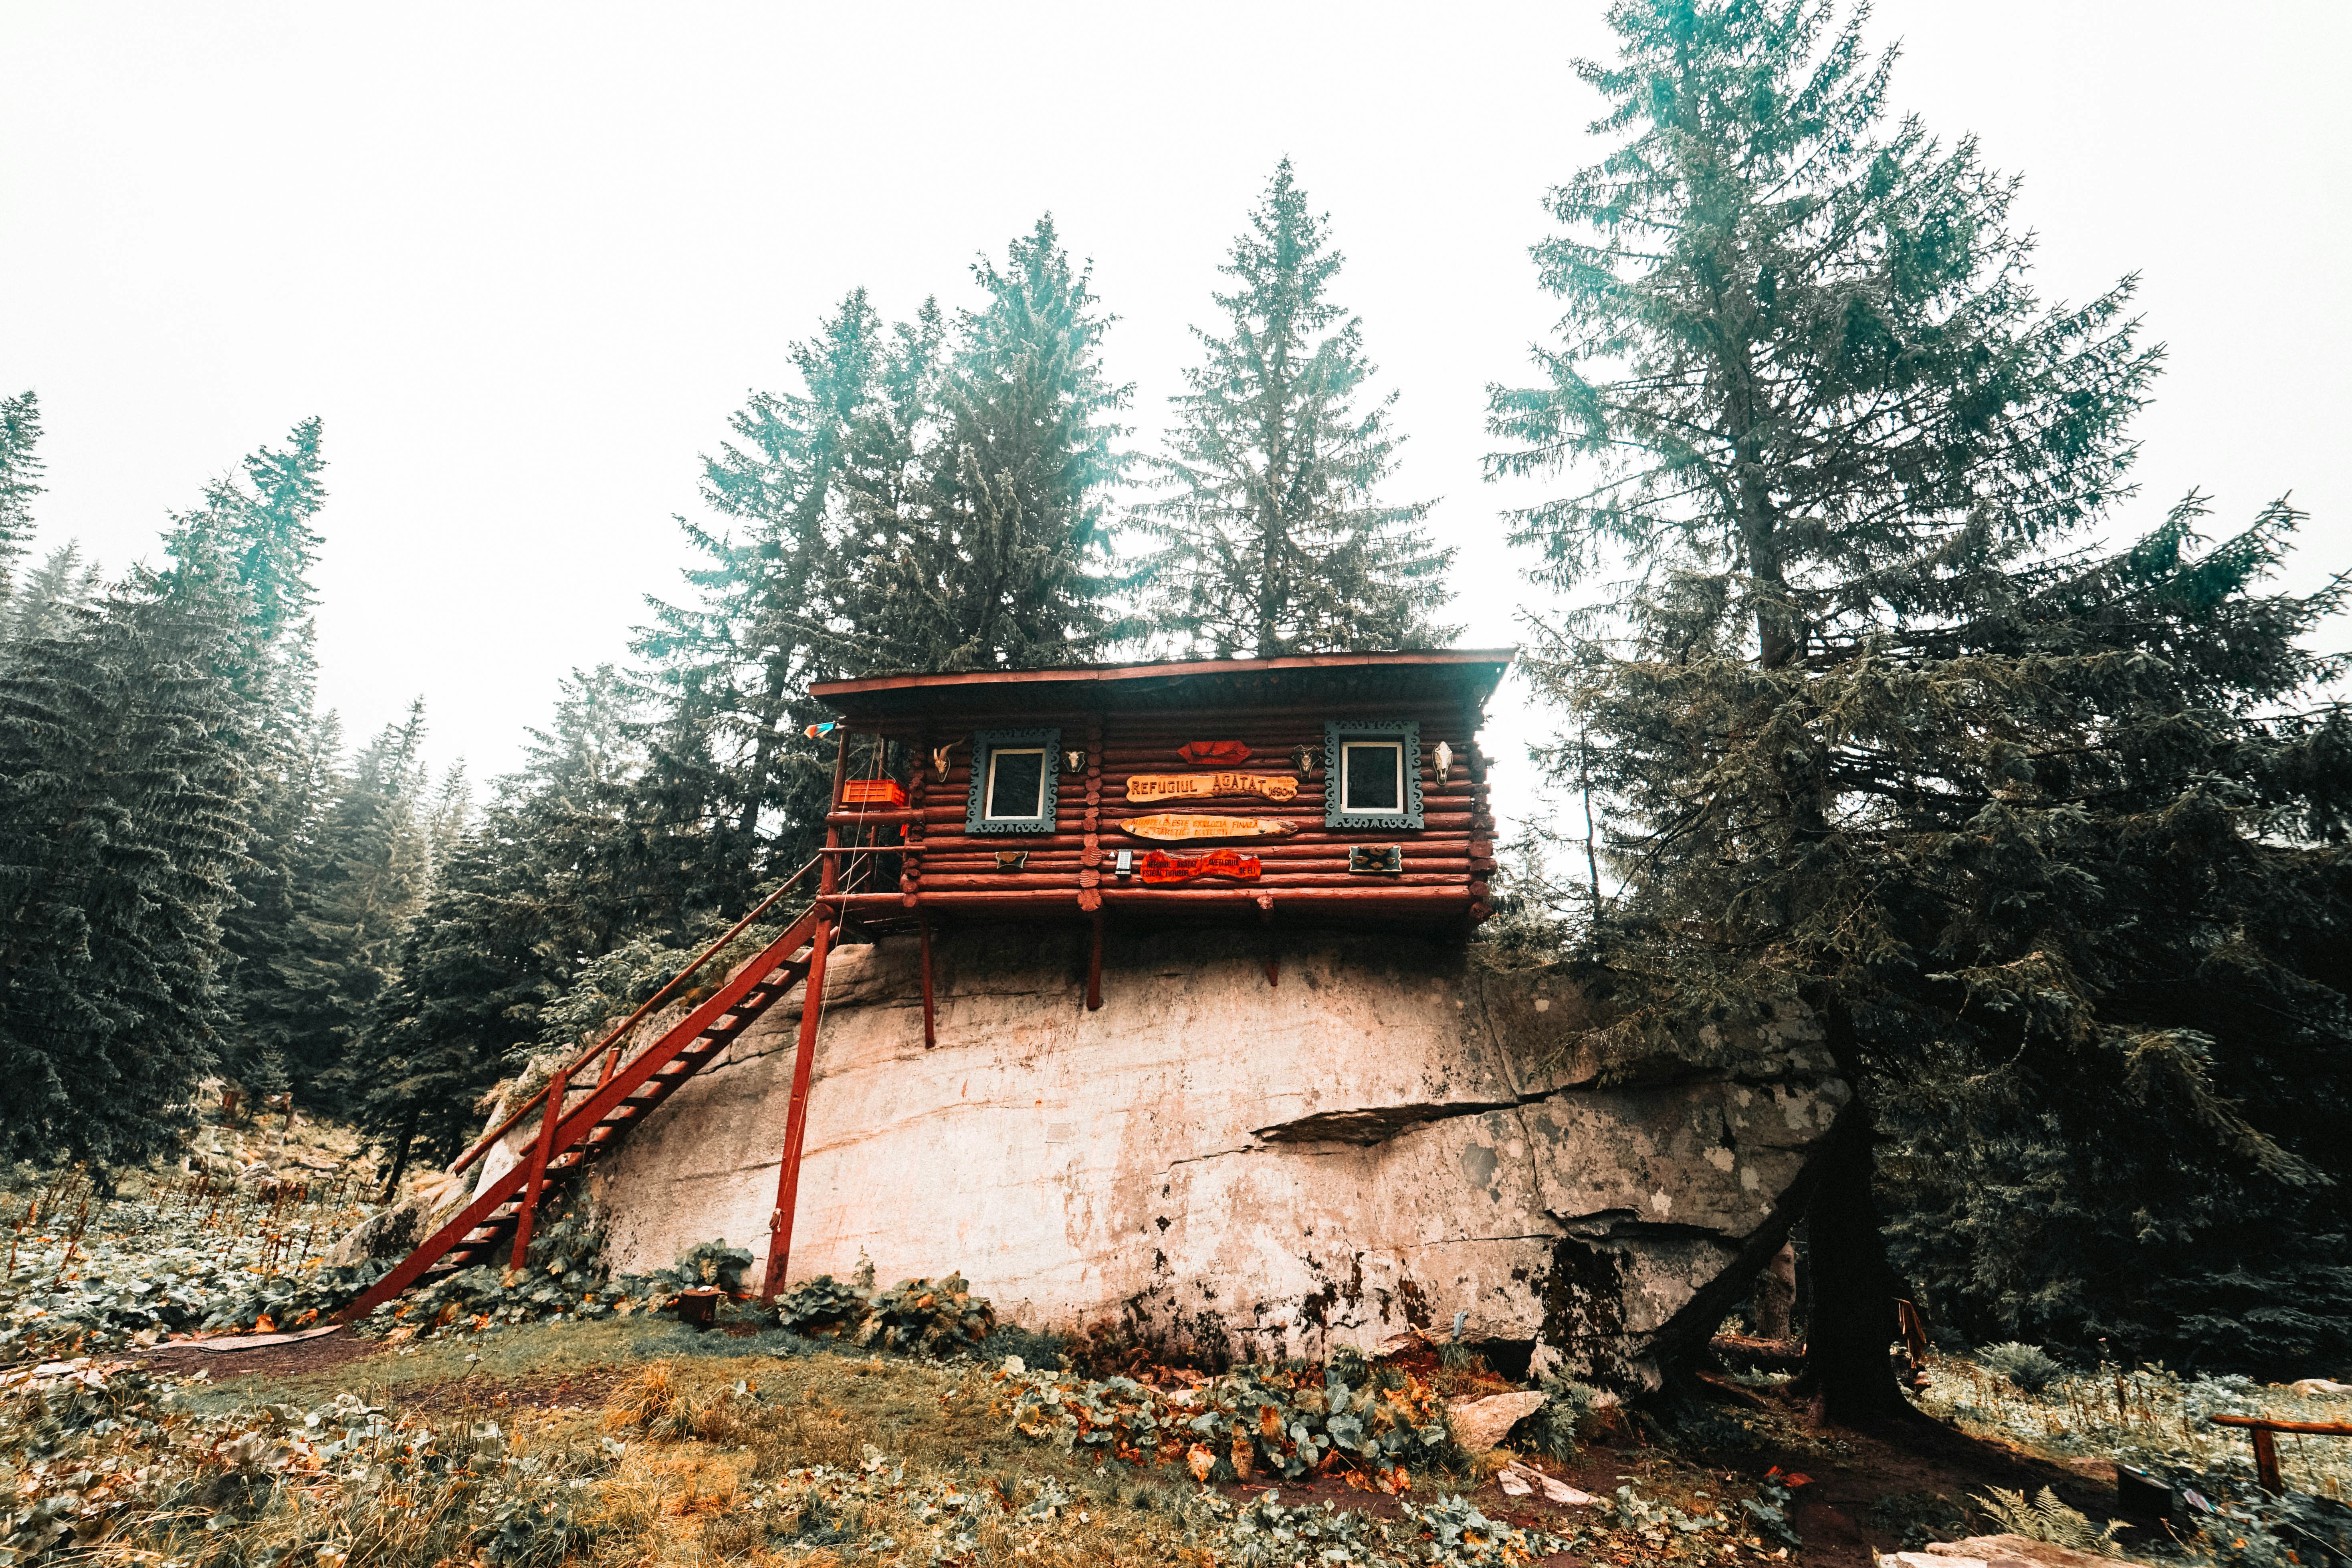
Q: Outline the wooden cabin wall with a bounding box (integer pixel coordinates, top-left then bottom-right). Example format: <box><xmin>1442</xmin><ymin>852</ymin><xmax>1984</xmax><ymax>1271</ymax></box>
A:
<box><xmin>840</xmin><ymin>695</ymin><xmax>1495</xmax><ymax>926</ymax></box>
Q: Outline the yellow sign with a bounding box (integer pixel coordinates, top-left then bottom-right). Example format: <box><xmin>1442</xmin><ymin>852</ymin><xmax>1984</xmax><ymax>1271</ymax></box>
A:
<box><xmin>1124</xmin><ymin>771</ymin><xmax>1300</xmax><ymax>804</ymax></box>
<box><xmin>1117</xmin><ymin>813</ymin><xmax>1300</xmax><ymax>842</ymax></box>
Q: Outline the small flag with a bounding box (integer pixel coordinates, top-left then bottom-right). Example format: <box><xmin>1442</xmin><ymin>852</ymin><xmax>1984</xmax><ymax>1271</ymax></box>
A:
<box><xmin>803</xmin><ymin>721</ymin><xmax>838</xmax><ymax>739</ymax></box>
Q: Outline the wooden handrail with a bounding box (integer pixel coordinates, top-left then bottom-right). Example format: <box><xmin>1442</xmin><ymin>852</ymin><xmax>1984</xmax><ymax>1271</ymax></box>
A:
<box><xmin>446</xmin><ymin>853</ymin><xmax>826</xmax><ymax>1177</ymax></box>
<box><xmin>2210</xmin><ymin>1415</ymin><xmax>2352</xmax><ymax>1435</ymax></box>
<box><xmin>2209</xmin><ymin>1412</ymin><xmax>2352</xmax><ymax>1496</ymax></box>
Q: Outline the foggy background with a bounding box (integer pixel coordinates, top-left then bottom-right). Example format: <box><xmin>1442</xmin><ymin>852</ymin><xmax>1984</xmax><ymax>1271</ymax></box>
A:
<box><xmin>3</xmin><ymin>1</ymin><xmax>2345</xmax><ymax>831</ymax></box>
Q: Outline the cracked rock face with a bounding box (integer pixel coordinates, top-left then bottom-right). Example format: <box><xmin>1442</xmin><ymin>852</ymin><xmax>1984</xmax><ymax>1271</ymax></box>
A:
<box><xmin>582</xmin><ymin>924</ymin><xmax>1845</xmax><ymax>1388</ymax></box>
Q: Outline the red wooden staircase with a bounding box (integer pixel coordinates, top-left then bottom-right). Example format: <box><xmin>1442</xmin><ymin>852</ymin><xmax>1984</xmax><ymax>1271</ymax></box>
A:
<box><xmin>338</xmin><ymin>730</ymin><xmax>917</xmax><ymax>1325</ymax></box>
<box><xmin>335</xmin><ymin>881</ymin><xmax>837</xmax><ymax>1324</ymax></box>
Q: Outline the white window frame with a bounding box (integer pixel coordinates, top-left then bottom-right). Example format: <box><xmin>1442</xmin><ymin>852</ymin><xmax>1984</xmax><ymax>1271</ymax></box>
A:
<box><xmin>983</xmin><ymin>746</ymin><xmax>1049</xmax><ymax>821</ymax></box>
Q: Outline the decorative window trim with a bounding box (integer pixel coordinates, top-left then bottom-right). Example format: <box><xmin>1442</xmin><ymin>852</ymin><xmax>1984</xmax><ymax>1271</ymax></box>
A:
<box><xmin>1323</xmin><ymin>719</ymin><xmax>1423</xmax><ymax>830</ymax></box>
<box><xmin>966</xmin><ymin>727</ymin><xmax>1062</xmax><ymax>835</ymax></box>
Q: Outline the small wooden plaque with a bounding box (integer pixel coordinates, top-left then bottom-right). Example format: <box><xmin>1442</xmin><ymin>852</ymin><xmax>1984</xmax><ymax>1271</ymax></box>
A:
<box><xmin>1125</xmin><ymin>771</ymin><xmax>1299</xmax><ymax>804</ymax></box>
<box><xmin>1348</xmin><ymin>844</ymin><xmax>1404</xmax><ymax>875</ymax></box>
<box><xmin>1118</xmin><ymin>813</ymin><xmax>1300</xmax><ymax>842</ymax></box>
<box><xmin>1137</xmin><ymin>848</ymin><xmax>1262</xmax><ymax>884</ymax></box>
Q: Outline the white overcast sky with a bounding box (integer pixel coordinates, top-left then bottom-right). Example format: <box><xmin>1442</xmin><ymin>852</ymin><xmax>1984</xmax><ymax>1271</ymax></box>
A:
<box><xmin>3</xmin><ymin>2</ymin><xmax>2346</xmax><ymax>833</ymax></box>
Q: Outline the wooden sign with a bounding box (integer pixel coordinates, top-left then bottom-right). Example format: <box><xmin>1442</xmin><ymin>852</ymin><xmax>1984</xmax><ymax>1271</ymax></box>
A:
<box><xmin>1118</xmin><ymin>813</ymin><xmax>1299</xmax><ymax>842</ymax></box>
<box><xmin>1348</xmin><ymin>844</ymin><xmax>1403</xmax><ymax>875</ymax></box>
<box><xmin>1177</xmin><ymin>740</ymin><xmax>1251</xmax><ymax>765</ymax></box>
<box><xmin>1138</xmin><ymin>848</ymin><xmax>1262</xmax><ymax>884</ymax></box>
<box><xmin>1125</xmin><ymin>771</ymin><xmax>1299</xmax><ymax>804</ymax></box>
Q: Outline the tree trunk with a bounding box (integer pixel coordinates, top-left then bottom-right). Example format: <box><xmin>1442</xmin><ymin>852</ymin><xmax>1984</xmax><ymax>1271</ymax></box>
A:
<box><xmin>1755</xmin><ymin>1239</ymin><xmax>1797</xmax><ymax>1340</ymax></box>
<box><xmin>379</xmin><ymin>1107</ymin><xmax>420</xmax><ymax>1204</ymax></box>
<box><xmin>1788</xmin><ymin>1100</ymin><xmax>1918</xmax><ymax>1423</ymax></box>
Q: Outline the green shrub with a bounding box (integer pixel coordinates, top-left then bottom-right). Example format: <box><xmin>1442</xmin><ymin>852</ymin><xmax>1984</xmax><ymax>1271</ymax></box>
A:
<box><xmin>1980</xmin><ymin>1342</ymin><xmax>2064</xmax><ymax>1393</ymax></box>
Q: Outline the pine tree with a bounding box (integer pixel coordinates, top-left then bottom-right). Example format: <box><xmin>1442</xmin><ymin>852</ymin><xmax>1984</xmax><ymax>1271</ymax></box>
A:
<box><xmin>1488</xmin><ymin>0</ymin><xmax>2349</xmax><ymax>1410</ymax></box>
<box><xmin>634</xmin><ymin>291</ymin><xmax>897</xmax><ymax>891</ymax></box>
<box><xmin>425</xmin><ymin>761</ymin><xmax>471</xmax><ymax>873</ymax></box>
<box><xmin>852</xmin><ymin>217</ymin><xmax>1133</xmax><ymax>671</ymax></box>
<box><xmin>220</xmin><ymin>708</ymin><xmax>345</xmax><ymax>1098</ymax></box>
<box><xmin>1</xmin><ymin>543</ymin><xmax>101</xmax><ymax>649</ymax></box>
<box><xmin>158</xmin><ymin>419</ymin><xmax>338</xmax><ymax>1099</ymax></box>
<box><xmin>0</xmin><ymin>577</ymin><xmax>246</xmax><ymax>1169</ymax></box>
<box><xmin>353</xmin><ymin>802</ymin><xmax>566</xmax><ymax>1193</ymax></box>
<box><xmin>279</xmin><ymin>702</ymin><xmax>438</xmax><ymax>1100</ymax></box>
<box><xmin>0</xmin><ymin>389</ymin><xmax>42</xmax><ymax>610</ymax></box>
<box><xmin>1139</xmin><ymin>162</ymin><xmax>1456</xmax><ymax>657</ymax></box>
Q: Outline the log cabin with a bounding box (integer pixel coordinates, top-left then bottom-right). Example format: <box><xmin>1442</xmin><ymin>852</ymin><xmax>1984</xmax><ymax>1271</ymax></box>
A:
<box><xmin>808</xmin><ymin>648</ymin><xmax>1513</xmax><ymax>970</ymax></box>
<box><xmin>337</xmin><ymin>646</ymin><xmax>1844</xmax><ymax>1384</ymax></box>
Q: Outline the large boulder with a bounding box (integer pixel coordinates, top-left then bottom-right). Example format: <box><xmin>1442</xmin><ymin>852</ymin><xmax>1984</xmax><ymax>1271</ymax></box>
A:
<box><xmin>580</xmin><ymin>924</ymin><xmax>1845</xmax><ymax>1389</ymax></box>
<box><xmin>329</xmin><ymin>1172</ymin><xmax>469</xmax><ymax>1265</ymax></box>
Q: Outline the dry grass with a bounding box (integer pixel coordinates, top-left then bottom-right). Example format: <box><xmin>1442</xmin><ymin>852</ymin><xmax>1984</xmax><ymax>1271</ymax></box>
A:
<box><xmin>1918</xmin><ymin>1352</ymin><xmax>2352</xmax><ymax>1501</ymax></box>
<box><xmin>561</xmin><ymin>1352</ymin><xmax>1205</xmax><ymax>1566</ymax></box>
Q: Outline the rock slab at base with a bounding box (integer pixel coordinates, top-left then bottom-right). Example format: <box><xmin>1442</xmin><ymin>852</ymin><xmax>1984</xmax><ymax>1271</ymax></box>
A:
<box><xmin>549</xmin><ymin>925</ymin><xmax>1844</xmax><ymax>1387</ymax></box>
<box><xmin>1905</xmin><ymin>1536</ymin><xmax>2152</xmax><ymax>1568</ymax></box>
<box><xmin>1447</xmin><ymin>1391</ymin><xmax>1549</xmax><ymax>1452</ymax></box>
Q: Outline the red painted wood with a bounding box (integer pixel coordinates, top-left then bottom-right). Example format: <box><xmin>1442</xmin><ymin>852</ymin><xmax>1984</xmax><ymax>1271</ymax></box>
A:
<box><xmin>452</xmin><ymin>853</ymin><xmax>821</xmax><ymax>1176</ymax></box>
<box><xmin>761</xmin><ymin>917</ymin><xmax>834</xmax><ymax>1299</ymax></box>
<box><xmin>1176</xmin><ymin>740</ymin><xmax>1252</xmax><ymax>765</ymax></box>
<box><xmin>1138</xmin><ymin>848</ymin><xmax>1262</xmax><ymax>884</ymax></box>
<box><xmin>335</xmin><ymin>906</ymin><xmax>828</xmax><ymax>1324</ymax></box>
<box><xmin>508</xmin><ymin>1063</ymin><xmax>567</xmax><ymax>1271</ymax></box>
<box><xmin>919</xmin><ymin>916</ymin><xmax>936</xmax><ymax>1048</ymax></box>
<box><xmin>1086</xmin><ymin>907</ymin><xmax>1104</xmax><ymax>1011</ymax></box>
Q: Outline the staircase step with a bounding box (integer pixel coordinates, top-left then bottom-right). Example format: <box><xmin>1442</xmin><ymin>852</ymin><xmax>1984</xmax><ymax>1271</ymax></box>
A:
<box><xmin>338</xmin><ymin>898</ymin><xmax>830</xmax><ymax>1326</ymax></box>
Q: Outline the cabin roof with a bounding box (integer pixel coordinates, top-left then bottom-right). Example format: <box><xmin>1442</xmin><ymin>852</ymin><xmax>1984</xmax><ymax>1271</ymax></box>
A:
<box><xmin>811</xmin><ymin>648</ymin><xmax>1516</xmax><ymax>720</ymax></box>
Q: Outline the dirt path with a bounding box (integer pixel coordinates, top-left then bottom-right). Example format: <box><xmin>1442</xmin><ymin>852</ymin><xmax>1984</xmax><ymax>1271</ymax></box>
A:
<box><xmin>139</xmin><ymin>1328</ymin><xmax>384</xmax><ymax>1382</ymax></box>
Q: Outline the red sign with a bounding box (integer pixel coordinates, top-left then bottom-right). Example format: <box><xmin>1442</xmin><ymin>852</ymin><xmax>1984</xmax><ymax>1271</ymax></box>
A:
<box><xmin>1137</xmin><ymin>848</ymin><xmax>1263</xmax><ymax>884</ymax></box>
<box><xmin>1177</xmin><ymin>740</ymin><xmax>1252</xmax><ymax>765</ymax></box>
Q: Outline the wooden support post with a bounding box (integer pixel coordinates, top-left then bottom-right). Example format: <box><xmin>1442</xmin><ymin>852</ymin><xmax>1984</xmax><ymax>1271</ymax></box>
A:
<box><xmin>509</xmin><ymin>1064</ymin><xmax>566</xmax><ymax>1272</ymax></box>
<box><xmin>761</xmin><ymin>916</ymin><xmax>832</xmax><ymax>1300</ymax></box>
<box><xmin>1258</xmin><ymin>894</ymin><xmax>1278</xmax><ymax>987</ymax></box>
<box><xmin>1086</xmin><ymin>908</ymin><xmax>1104</xmax><ymax>1011</ymax></box>
<box><xmin>2253</xmin><ymin>1427</ymin><xmax>2283</xmax><ymax>1497</ymax></box>
<box><xmin>919</xmin><ymin>915</ymin><xmax>937</xmax><ymax>1047</ymax></box>
<box><xmin>763</xmin><ymin>729</ymin><xmax>851</xmax><ymax>1300</ymax></box>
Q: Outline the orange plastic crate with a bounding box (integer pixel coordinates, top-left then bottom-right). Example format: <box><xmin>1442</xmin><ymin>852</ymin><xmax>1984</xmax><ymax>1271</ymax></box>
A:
<box><xmin>840</xmin><ymin>779</ymin><xmax>908</xmax><ymax>809</ymax></box>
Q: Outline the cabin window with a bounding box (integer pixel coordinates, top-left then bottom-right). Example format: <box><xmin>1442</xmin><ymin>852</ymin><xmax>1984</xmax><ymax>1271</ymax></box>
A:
<box><xmin>966</xmin><ymin>727</ymin><xmax>1061</xmax><ymax>834</ymax></box>
<box><xmin>1324</xmin><ymin>720</ymin><xmax>1423</xmax><ymax>830</ymax></box>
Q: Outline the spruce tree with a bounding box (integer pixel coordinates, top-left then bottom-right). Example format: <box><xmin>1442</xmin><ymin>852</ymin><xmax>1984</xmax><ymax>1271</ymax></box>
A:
<box><xmin>634</xmin><ymin>291</ymin><xmax>897</xmax><ymax>889</ymax></box>
<box><xmin>1488</xmin><ymin>0</ymin><xmax>2349</xmax><ymax>1410</ymax></box>
<box><xmin>853</xmin><ymin>217</ymin><xmax>1132</xmax><ymax>670</ymax></box>
<box><xmin>1</xmin><ymin>543</ymin><xmax>101</xmax><ymax>649</ymax></box>
<box><xmin>158</xmin><ymin>419</ymin><xmax>338</xmax><ymax>1100</ymax></box>
<box><xmin>353</xmin><ymin>802</ymin><xmax>566</xmax><ymax>1192</ymax></box>
<box><xmin>279</xmin><ymin>703</ymin><xmax>438</xmax><ymax>1100</ymax></box>
<box><xmin>0</xmin><ymin>389</ymin><xmax>42</xmax><ymax>609</ymax></box>
<box><xmin>0</xmin><ymin>576</ymin><xmax>246</xmax><ymax>1169</ymax></box>
<box><xmin>1139</xmin><ymin>162</ymin><xmax>1456</xmax><ymax>656</ymax></box>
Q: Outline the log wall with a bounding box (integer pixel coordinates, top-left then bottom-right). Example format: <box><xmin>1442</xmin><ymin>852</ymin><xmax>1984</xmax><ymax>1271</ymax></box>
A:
<box><xmin>829</xmin><ymin>694</ymin><xmax>1496</xmax><ymax>929</ymax></box>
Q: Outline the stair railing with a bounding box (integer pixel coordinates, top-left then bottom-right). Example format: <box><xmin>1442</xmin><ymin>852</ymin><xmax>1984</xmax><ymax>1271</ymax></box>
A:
<box><xmin>445</xmin><ymin>853</ymin><xmax>826</xmax><ymax>1181</ymax></box>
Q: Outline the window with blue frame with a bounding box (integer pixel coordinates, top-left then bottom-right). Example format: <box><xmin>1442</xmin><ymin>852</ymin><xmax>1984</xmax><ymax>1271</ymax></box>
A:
<box><xmin>966</xmin><ymin>727</ymin><xmax>1062</xmax><ymax>834</ymax></box>
<box><xmin>1323</xmin><ymin>719</ymin><xmax>1423</xmax><ymax>830</ymax></box>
